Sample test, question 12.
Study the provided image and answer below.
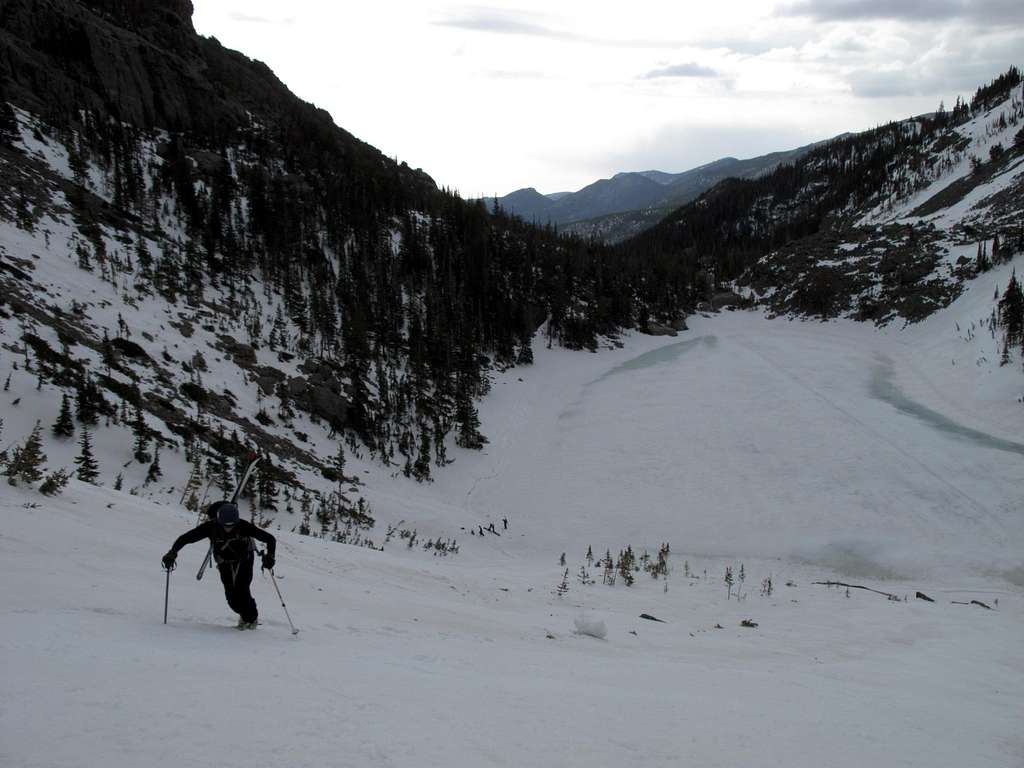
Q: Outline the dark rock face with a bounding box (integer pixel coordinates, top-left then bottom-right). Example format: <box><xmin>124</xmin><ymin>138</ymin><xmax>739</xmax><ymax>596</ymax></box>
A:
<box><xmin>0</xmin><ymin>0</ymin><xmax>436</xmax><ymax>196</ymax></box>
<box><xmin>81</xmin><ymin>0</ymin><xmax>195</xmax><ymax>31</ymax></box>
<box><xmin>110</xmin><ymin>336</ymin><xmax>151</xmax><ymax>361</ymax></box>
<box><xmin>0</xmin><ymin>0</ymin><xmax>204</xmax><ymax>130</ymax></box>
<box><xmin>217</xmin><ymin>335</ymin><xmax>257</xmax><ymax>367</ymax></box>
<box><xmin>310</xmin><ymin>384</ymin><xmax>348</xmax><ymax>431</ymax></box>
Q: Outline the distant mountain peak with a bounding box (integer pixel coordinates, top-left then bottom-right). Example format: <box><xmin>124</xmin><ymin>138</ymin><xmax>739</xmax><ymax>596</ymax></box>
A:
<box><xmin>485</xmin><ymin>143</ymin><xmax>826</xmax><ymax>236</ymax></box>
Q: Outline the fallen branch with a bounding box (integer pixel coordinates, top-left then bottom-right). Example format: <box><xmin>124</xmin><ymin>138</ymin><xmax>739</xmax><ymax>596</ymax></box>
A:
<box><xmin>915</xmin><ymin>591</ymin><xmax>935</xmax><ymax>602</ymax></box>
<box><xmin>639</xmin><ymin>613</ymin><xmax>665</xmax><ymax>623</ymax></box>
<box><xmin>813</xmin><ymin>581</ymin><xmax>899</xmax><ymax>600</ymax></box>
<box><xmin>952</xmin><ymin>600</ymin><xmax>993</xmax><ymax>610</ymax></box>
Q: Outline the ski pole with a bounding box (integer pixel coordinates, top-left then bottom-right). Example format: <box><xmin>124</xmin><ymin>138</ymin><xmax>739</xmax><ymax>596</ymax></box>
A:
<box><xmin>163</xmin><ymin>564</ymin><xmax>173</xmax><ymax>624</ymax></box>
<box><xmin>268</xmin><ymin>569</ymin><xmax>299</xmax><ymax>636</ymax></box>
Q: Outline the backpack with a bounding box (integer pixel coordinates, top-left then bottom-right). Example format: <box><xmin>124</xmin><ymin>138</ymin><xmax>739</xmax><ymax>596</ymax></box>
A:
<box><xmin>205</xmin><ymin>501</ymin><xmax>255</xmax><ymax>563</ymax></box>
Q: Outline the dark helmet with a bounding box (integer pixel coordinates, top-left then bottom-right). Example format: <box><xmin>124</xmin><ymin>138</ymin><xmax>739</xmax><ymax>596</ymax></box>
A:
<box><xmin>208</xmin><ymin>500</ymin><xmax>240</xmax><ymax>527</ymax></box>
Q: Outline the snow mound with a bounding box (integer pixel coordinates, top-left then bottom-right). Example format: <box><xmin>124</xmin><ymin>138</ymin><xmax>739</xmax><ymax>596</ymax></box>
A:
<box><xmin>574</xmin><ymin>614</ymin><xmax>608</xmax><ymax>640</ymax></box>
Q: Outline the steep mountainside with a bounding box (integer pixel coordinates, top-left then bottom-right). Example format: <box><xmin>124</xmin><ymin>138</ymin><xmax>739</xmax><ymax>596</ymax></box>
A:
<box><xmin>619</xmin><ymin>68</ymin><xmax>1024</xmax><ymax>325</ymax></box>
<box><xmin>0</xmin><ymin>0</ymin><xmax>688</xmax><ymax>529</ymax></box>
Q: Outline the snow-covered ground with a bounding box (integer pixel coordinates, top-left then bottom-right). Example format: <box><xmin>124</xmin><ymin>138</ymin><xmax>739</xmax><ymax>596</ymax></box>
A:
<box><xmin>3</xmin><ymin>254</ymin><xmax>1024</xmax><ymax>767</ymax></box>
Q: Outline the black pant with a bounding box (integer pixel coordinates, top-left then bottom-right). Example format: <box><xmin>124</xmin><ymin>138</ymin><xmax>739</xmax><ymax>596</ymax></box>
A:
<box><xmin>218</xmin><ymin>556</ymin><xmax>257</xmax><ymax>623</ymax></box>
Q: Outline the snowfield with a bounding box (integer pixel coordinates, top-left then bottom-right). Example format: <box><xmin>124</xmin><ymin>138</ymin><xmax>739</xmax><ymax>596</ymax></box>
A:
<box><xmin>3</xmin><ymin>256</ymin><xmax>1024</xmax><ymax>767</ymax></box>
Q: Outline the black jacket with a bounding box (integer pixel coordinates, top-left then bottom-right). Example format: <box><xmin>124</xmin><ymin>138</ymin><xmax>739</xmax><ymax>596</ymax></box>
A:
<box><xmin>170</xmin><ymin>520</ymin><xmax>276</xmax><ymax>564</ymax></box>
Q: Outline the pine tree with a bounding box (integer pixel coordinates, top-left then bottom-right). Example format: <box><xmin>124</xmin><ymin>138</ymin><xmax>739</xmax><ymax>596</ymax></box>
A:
<box><xmin>555</xmin><ymin>568</ymin><xmax>570</xmax><ymax>598</ymax></box>
<box><xmin>0</xmin><ymin>99</ymin><xmax>18</xmax><ymax>146</ymax></box>
<box><xmin>257</xmin><ymin>460</ymin><xmax>278</xmax><ymax>511</ymax></box>
<box><xmin>74</xmin><ymin>427</ymin><xmax>100</xmax><ymax>484</ymax></box>
<box><xmin>75</xmin><ymin>374</ymin><xmax>99</xmax><ymax>426</ymax></box>
<box><xmin>132</xmin><ymin>404</ymin><xmax>150</xmax><ymax>463</ymax></box>
<box><xmin>412</xmin><ymin>427</ymin><xmax>432</xmax><ymax>482</ymax></box>
<box><xmin>6</xmin><ymin>421</ymin><xmax>47</xmax><ymax>486</ymax></box>
<box><xmin>40</xmin><ymin>468</ymin><xmax>71</xmax><ymax>496</ymax></box>
<box><xmin>601</xmin><ymin>550</ymin><xmax>615</xmax><ymax>586</ymax></box>
<box><xmin>998</xmin><ymin>271</ymin><xmax>1024</xmax><ymax>354</ymax></box>
<box><xmin>617</xmin><ymin>547</ymin><xmax>635</xmax><ymax>586</ymax></box>
<box><xmin>432</xmin><ymin>416</ymin><xmax>450</xmax><ymax>467</ymax></box>
<box><xmin>213</xmin><ymin>451</ymin><xmax>231</xmax><ymax>494</ymax></box>
<box><xmin>332</xmin><ymin>442</ymin><xmax>346</xmax><ymax>489</ymax></box>
<box><xmin>52</xmin><ymin>393</ymin><xmax>75</xmax><ymax>438</ymax></box>
<box><xmin>146</xmin><ymin>444</ymin><xmax>162</xmax><ymax>485</ymax></box>
<box><xmin>725</xmin><ymin>566</ymin><xmax>734</xmax><ymax>600</ymax></box>
<box><xmin>454</xmin><ymin>374</ymin><xmax>486</xmax><ymax>449</ymax></box>
<box><xmin>76</xmin><ymin>241</ymin><xmax>93</xmax><ymax>272</ymax></box>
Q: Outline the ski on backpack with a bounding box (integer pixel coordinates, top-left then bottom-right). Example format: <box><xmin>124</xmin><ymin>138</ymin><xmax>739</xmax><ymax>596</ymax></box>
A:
<box><xmin>196</xmin><ymin>454</ymin><xmax>260</xmax><ymax>581</ymax></box>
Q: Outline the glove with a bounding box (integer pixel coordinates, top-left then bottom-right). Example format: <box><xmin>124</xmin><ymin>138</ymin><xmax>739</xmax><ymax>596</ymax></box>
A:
<box><xmin>162</xmin><ymin>551</ymin><xmax>177</xmax><ymax>570</ymax></box>
<box><xmin>261</xmin><ymin>552</ymin><xmax>275</xmax><ymax>572</ymax></box>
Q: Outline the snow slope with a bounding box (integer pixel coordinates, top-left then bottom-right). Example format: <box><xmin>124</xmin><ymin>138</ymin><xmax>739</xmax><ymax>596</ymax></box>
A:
<box><xmin>3</xmin><ymin>255</ymin><xmax>1024</xmax><ymax>766</ymax></box>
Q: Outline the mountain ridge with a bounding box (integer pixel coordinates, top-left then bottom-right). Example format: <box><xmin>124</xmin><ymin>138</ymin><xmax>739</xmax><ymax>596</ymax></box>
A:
<box><xmin>480</xmin><ymin>139</ymin><xmax>830</xmax><ymax>242</ymax></box>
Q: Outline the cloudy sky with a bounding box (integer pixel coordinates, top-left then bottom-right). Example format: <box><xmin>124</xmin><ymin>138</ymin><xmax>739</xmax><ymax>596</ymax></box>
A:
<box><xmin>192</xmin><ymin>1</ymin><xmax>1023</xmax><ymax>197</ymax></box>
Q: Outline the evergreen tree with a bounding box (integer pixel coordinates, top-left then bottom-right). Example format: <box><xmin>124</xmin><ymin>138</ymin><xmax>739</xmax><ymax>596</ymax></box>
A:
<box><xmin>0</xmin><ymin>99</ymin><xmax>18</xmax><ymax>146</ymax></box>
<box><xmin>332</xmin><ymin>442</ymin><xmax>346</xmax><ymax>489</ymax></box>
<box><xmin>75</xmin><ymin>374</ymin><xmax>99</xmax><ymax>426</ymax></box>
<box><xmin>147</xmin><ymin>443</ymin><xmax>162</xmax><ymax>484</ymax></box>
<box><xmin>555</xmin><ymin>568</ymin><xmax>570</xmax><ymax>598</ymax></box>
<box><xmin>74</xmin><ymin>427</ymin><xmax>100</xmax><ymax>484</ymax></box>
<box><xmin>998</xmin><ymin>271</ymin><xmax>1024</xmax><ymax>354</ymax></box>
<box><xmin>40</xmin><ymin>468</ymin><xmax>71</xmax><ymax>496</ymax></box>
<box><xmin>213</xmin><ymin>450</ymin><xmax>231</xmax><ymax>494</ymax></box>
<box><xmin>412</xmin><ymin>427</ymin><xmax>432</xmax><ymax>482</ymax></box>
<box><xmin>257</xmin><ymin>460</ymin><xmax>279</xmax><ymax>511</ymax></box>
<box><xmin>52</xmin><ymin>393</ymin><xmax>75</xmax><ymax>438</ymax></box>
<box><xmin>6</xmin><ymin>421</ymin><xmax>47</xmax><ymax>486</ymax></box>
<box><xmin>454</xmin><ymin>372</ymin><xmax>486</xmax><ymax>450</ymax></box>
<box><xmin>76</xmin><ymin>240</ymin><xmax>93</xmax><ymax>272</ymax></box>
<box><xmin>132</xmin><ymin>404</ymin><xmax>150</xmax><ymax>463</ymax></box>
<box><xmin>617</xmin><ymin>547</ymin><xmax>635</xmax><ymax>586</ymax></box>
<box><xmin>976</xmin><ymin>241</ymin><xmax>991</xmax><ymax>273</ymax></box>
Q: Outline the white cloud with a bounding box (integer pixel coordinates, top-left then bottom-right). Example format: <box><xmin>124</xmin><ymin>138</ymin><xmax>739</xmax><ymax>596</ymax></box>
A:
<box><xmin>191</xmin><ymin>1</ymin><xmax>1023</xmax><ymax>196</ymax></box>
<box><xmin>640</xmin><ymin>63</ymin><xmax>721</xmax><ymax>79</ymax></box>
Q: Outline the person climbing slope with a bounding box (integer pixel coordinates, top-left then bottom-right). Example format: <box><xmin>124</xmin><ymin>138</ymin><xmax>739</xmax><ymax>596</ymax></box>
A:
<box><xmin>162</xmin><ymin>500</ymin><xmax>276</xmax><ymax>630</ymax></box>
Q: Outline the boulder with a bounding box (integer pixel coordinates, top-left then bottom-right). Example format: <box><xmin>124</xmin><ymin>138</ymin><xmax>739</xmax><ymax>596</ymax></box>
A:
<box><xmin>309</xmin><ymin>384</ymin><xmax>348</xmax><ymax>429</ymax></box>
<box><xmin>645</xmin><ymin>323</ymin><xmax>678</xmax><ymax>337</ymax></box>
<box><xmin>110</xmin><ymin>336</ymin><xmax>150</xmax><ymax>361</ymax></box>
<box><xmin>255</xmin><ymin>375</ymin><xmax>279</xmax><ymax>396</ymax></box>
<box><xmin>218</xmin><ymin>335</ymin><xmax>257</xmax><ymax>367</ymax></box>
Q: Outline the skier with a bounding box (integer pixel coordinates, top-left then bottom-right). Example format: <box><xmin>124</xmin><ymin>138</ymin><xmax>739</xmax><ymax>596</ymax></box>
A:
<box><xmin>161</xmin><ymin>500</ymin><xmax>276</xmax><ymax>630</ymax></box>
